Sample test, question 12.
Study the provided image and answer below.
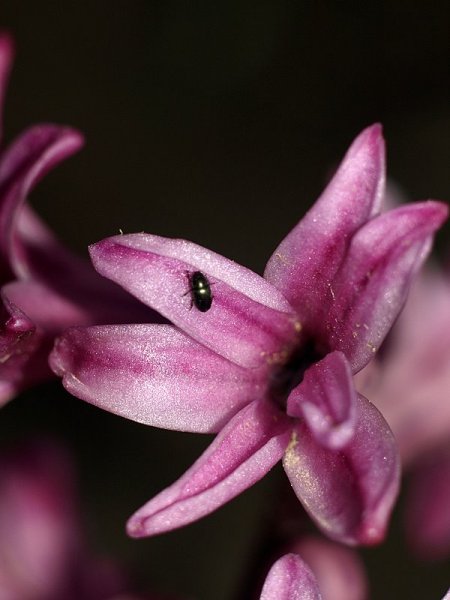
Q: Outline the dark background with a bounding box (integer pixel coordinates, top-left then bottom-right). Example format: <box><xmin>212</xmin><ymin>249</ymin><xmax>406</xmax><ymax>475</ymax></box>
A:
<box><xmin>1</xmin><ymin>2</ymin><xmax>449</xmax><ymax>599</ymax></box>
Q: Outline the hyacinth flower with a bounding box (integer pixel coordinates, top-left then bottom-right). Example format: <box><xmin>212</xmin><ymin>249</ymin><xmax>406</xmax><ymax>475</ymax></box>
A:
<box><xmin>0</xmin><ymin>440</ymin><xmax>165</xmax><ymax>600</ymax></box>
<box><xmin>0</xmin><ymin>33</ymin><xmax>154</xmax><ymax>405</ymax></box>
<box><xmin>51</xmin><ymin>124</ymin><xmax>448</xmax><ymax>546</ymax></box>
<box><xmin>356</xmin><ymin>266</ymin><xmax>450</xmax><ymax>559</ymax></box>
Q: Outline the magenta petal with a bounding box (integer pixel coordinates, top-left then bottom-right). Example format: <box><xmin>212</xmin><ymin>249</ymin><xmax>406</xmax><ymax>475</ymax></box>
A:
<box><xmin>264</xmin><ymin>125</ymin><xmax>385</xmax><ymax>321</ymax></box>
<box><xmin>0</xmin><ymin>294</ymin><xmax>48</xmax><ymax>404</ymax></box>
<box><xmin>260</xmin><ymin>553</ymin><xmax>321</xmax><ymax>600</ymax></box>
<box><xmin>90</xmin><ymin>234</ymin><xmax>300</xmax><ymax>369</ymax></box>
<box><xmin>283</xmin><ymin>394</ymin><xmax>400</xmax><ymax>545</ymax></box>
<box><xmin>126</xmin><ymin>400</ymin><xmax>291</xmax><ymax>537</ymax></box>
<box><xmin>325</xmin><ymin>201</ymin><xmax>448</xmax><ymax>372</ymax></box>
<box><xmin>50</xmin><ymin>324</ymin><xmax>263</xmax><ymax>433</ymax></box>
<box><xmin>0</xmin><ymin>124</ymin><xmax>84</xmax><ymax>275</ymax></box>
<box><xmin>287</xmin><ymin>352</ymin><xmax>356</xmax><ymax>450</ymax></box>
<box><xmin>0</xmin><ymin>32</ymin><xmax>14</xmax><ymax>144</ymax></box>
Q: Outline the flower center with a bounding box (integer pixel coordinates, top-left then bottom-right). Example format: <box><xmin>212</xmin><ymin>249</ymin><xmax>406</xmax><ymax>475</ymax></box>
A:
<box><xmin>268</xmin><ymin>336</ymin><xmax>324</xmax><ymax>410</ymax></box>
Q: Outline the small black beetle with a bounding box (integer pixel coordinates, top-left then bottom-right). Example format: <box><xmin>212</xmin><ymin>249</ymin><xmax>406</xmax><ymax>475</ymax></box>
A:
<box><xmin>187</xmin><ymin>271</ymin><xmax>213</xmax><ymax>312</ymax></box>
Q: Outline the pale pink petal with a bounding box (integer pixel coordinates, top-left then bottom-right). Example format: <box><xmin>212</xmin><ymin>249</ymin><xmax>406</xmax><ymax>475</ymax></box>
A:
<box><xmin>287</xmin><ymin>352</ymin><xmax>356</xmax><ymax>450</ymax></box>
<box><xmin>50</xmin><ymin>324</ymin><xmax>262</xmax><ymax>433</ymax></box>
<box><xmin>292</xmin><ymin>536</ymin><xmax>368</xmax><ymax>600</ymax></box>
<box><xmin>264</xmin><ymin>125</ymin><xmax>385</xmax><ymax>322</ymax></box>
<box><xmin>260</xmin><ymin>553</ymin><xmax>321</xmax><ymax>600</ymax></box>
<box><xmin>90</xmin><ymin>234</ymin><xmax>300</xmax><ymax>369</ymax></box>
<box><xmin>127</xmin><ymin>400</ymin><xmax>292</xmax><ymax>537</ymax></box>
<box><xmin>283</xmin><ymin>394</ymin><xmax>399</xmax><ymax>545</ymax></box>
<box><xmin>325</xmin><ymin>201</ymin><xmax>448</xmax><ymax>372</ymax></box>
<box><xmin>0</xmin><ymin>32</ymin><xmax>14</xmax><ymax>144</ymax></box>
<box><xmin>0</xmin><ymin>124</ymin><xmax>84</xmax><ymax>276</ymax></box>
<box><xmin>405</xmin><ymin>448</ymin><xmax>450</xmax><ymax>561</ymax></box>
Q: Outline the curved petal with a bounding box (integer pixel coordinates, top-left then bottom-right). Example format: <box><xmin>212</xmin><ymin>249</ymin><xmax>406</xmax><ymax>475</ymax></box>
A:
<box><xmin>264</xmin><ymin>125</ymin><xmax>385</xmax><ymax>323</ymax></box>
<box><xmin>283</xmin><ymin>394</ymin><xmax>400</xmax><ymax>545</ymax></box>
<box><xmin>126</xmin><ymin>400</ymin><xmax>292</xmax><ymax>537</ymax></box>
<box><xmin>260</xmin><ymin>553</ymin><xmax>321</xmax><ymax>600</ymax></box>
<box><xmin>0</xmin><ymin>294</ymin><xmax>49</xmax><ymax>404</ymax></box>
<box><xmin>4</xmin><ymin>280</ymin><xmax>99</xmax><ymax>336</ymax></box>
<box><xmin>0</xmin><ymin>124</ymin><xmax>84</xmax><ymax>277</ymax></box>
<box><xmin>287</xmin><ymin>352</ymin><xmax>356</xmax><ymax>450</ymax></box>
<box><xmin>291</xmin><ymin>536</ymin><xmax>368</xmax><ymax>600</ymax></box>
<box><xmin>90</xmin><ymin>234</ymin><xmax>300</xmax><ymax>369</ymax></box>
<box><xmin>50</xmin><ymin>324</ymin><xmax>263</xmax><ymax>433</ymax></box>
<box><xmin>0</xmin><ymin>32</ymin><xmax>14</xmax><ymax>144</ymax></box>
<box><xmin>325</xmin><ymin>201</ymin><xmax>448</xmax><ymax>372</ymax></box>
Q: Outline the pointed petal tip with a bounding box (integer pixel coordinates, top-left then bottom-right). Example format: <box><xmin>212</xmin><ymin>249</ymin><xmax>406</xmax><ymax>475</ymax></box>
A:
<box><xmin>39</xmin><ymin>123</ymin><xmax>86</xmax><ymax>153</ymax></box>
<box><xmin>356</xmin><ymin>522</ymin><xmax>386</xmax><ymax>546</ymax></box>
<box><xmin>351</xmin><ymin>123</ymin><xmax>384</xmax><ymax>155</ymax></box>
<box><xmin>126</xmin><ymin>517</ymin><xmax>146</xmax><ymax>539</ymax></box>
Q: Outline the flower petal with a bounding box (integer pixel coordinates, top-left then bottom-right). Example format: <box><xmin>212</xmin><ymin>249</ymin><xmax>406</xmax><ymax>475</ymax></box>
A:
<box><xmin>324</xmin><ymin>201</ymin><xmax>448</xmax><ymax>372</ymax></box>
<box><xmin>126</xmin><ymin>400</ymin><xmax>291</xmax><ymax>537</ymax></box>
<box><xmin>50</xmin><ymin>324</ymin><xmax>263</xmax><ymax>433</ymax></box>
<box><xmin>260</xmin><ymin>553</ymin><xmax>321</xmax><ymax>600</ymax></box>
<box><xmin>0</xmin><ymin>294</ymin><xmax>49</xmax><ymax>404</ymax></box>
<box><xmin>90</xmin><ymin>234</ymin><xmax>300</xmax><ymax>369</ymax></box>
<box><xmin>283</xmin><ymin>394</ymin><xmax>399</xmax><ymax>545</ymax></box>
<box><xmin>287</xmin><ymin>352</ymin><xmax>356</xmax><ymax>450</ymax></box>
<box><xmin>0</xmin><ymin>32</ymin><xmax>14</xmax><ymax>144</ymax></box>
<box><xmin>0</xmin><ymin>124</ymin><xmax>84</xmax><ymax>276</ymax></box>
<box><xmin>264</xmin><ymin>125</ymin><xmax>385</xmax><ymax>323</ymax></box>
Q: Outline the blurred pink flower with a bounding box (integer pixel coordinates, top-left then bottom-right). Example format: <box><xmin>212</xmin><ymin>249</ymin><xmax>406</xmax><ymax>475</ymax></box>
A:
<box><xmin>51</xmin><ymin>125</ymin><xmax>447</xmax><ymax>546</ymax></box>
<box><xmin>289</xmin><ymin>536</ymin><xmax>367</xmax><ymax>600</ymax></box>
<box><xmin>0</xmin><ymin>439</ymin><xmax>163</xmax><ymax>600</ymax></box>
<box><xmin>0</xmin><ymin>33</ymin><xmax>155</xmax><ymax>405</ymax></box>
<box><xmin>259</xmin><ymin>534</ymin><xmax>368</xmax><ymax>600</ymax></box>
<box><xmin>356</xmin><ymin>266</ymin><xmax>450</xmax><ymax>559</ymax></box>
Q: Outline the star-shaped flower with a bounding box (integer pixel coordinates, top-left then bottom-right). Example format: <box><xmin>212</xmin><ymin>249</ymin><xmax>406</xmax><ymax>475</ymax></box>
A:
<box><xmin>51</xmin><ymin>125</ymin><xmax>448</xmax><ymax>545</ymax></box>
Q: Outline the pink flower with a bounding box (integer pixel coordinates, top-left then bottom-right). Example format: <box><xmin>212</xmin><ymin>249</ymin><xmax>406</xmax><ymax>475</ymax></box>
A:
<box><xmin>0</xmin><ymin>33</ymin><xmax>154</xmax><ymax>404</ymax></box>
<box><xmin>356</xmin><ymin>266</ymin><xmax>450</xmax><ymax>559</ymax></box>
<box><xmin>0</xmin><ymin>440</ymin><xmax>162</xmax><ymax>600</ymax></box>
<box><xmin>50</xmin><ymin>125</ymin><xmax>448</xmax><ymax>545</ymax></box>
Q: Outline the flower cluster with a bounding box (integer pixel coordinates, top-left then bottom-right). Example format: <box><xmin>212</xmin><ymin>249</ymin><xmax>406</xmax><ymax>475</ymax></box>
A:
<box><xmin>1</xmin><ymin>31</ymin><xmax>449</xmax><ymax>600</ymax></box>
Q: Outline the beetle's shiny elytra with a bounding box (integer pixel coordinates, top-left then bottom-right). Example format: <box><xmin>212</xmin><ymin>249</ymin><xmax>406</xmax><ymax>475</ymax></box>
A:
<box><xmin>188</xmin><ymin>271</ymin><xmax>213</xmax><ymax>312</ymax></box>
